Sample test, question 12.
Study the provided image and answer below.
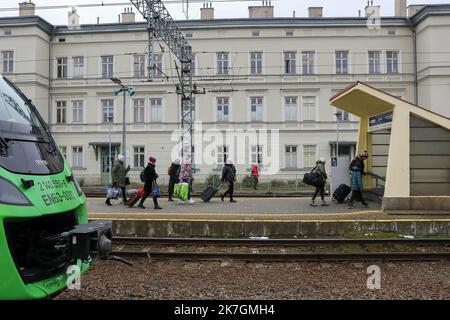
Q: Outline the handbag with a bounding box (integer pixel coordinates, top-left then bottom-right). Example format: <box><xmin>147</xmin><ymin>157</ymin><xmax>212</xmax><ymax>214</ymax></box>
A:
<box><xmin>173</xmin><ymin>182</ymin><xmax>189</xmax><ymax>201</ymax></box>
<box><xmin>151</xmin><ymin>181</ymin><xmax>161</xmax><ymax>198</ymax></box>
<box><xmin>125</xmin><ymin>177</ymin><xmax>131</xmax><ymax>185</ymax></box>
<box><xmin>302</xmin><ymin>166</ymin><xmax>324</xmax><ymax>187</ymax></box>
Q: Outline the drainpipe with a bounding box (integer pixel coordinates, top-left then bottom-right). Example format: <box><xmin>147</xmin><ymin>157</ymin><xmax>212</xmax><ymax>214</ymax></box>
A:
<box><xmin>409</xmin><ymin>19</ymin><xmax>419</xmax><ymax>105</ymax></box>
<box><xmin>48</xmin><ymin>26</ymin><xmax>56</xmax><ymax>131</ymax></box>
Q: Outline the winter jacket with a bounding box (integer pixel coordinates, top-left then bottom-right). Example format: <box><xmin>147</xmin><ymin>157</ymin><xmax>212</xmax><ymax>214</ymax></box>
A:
<box><xmin>143</xmin><ymin>163</ymin><xmax>159</xmax><ymax>192</ymax></box>
<box><xmin>251</xmin><ymin>165</ymin><xmax>259</xmax><ymax>177</ymax></box>
<box><xmin>179</xmin><ymin>163</ymin><xmax>193</xmax><ymax>182</ymax></box>
<box><xmin>314</xmin><ymin>160</ymin><xmax>327</xmax><ymax>180</ymax></box>
<box><xmin>222</xmin><ymin>164</ymin><xmax>237</xmax><ymax>183</ymax></box>
<box><xmin>168</xmin><ymin>163</ymin><xmax>181</xmax><ymax>181</ymax></box>
<box><xmin>349</xmin><ymin>157</ymin><xmax>365</xmax><ymax>173</ymax></box>
<box><xmin>111</xmin><ymin>160</ymin><xmax>130</xmax><ymax>187</ymax></box>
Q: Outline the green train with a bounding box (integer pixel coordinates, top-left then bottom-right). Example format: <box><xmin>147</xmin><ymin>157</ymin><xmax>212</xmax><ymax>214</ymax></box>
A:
<box><xmin>0</xmin><ymin>75</ymin><xmax>112</xmax><ymax>300</ymax></box>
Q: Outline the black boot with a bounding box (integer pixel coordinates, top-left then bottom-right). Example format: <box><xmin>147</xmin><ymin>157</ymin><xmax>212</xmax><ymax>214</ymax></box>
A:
<box><xmin>105</xmin><ymin>199</ymin><xmax>112</xmax><ymax>206</ymax></box>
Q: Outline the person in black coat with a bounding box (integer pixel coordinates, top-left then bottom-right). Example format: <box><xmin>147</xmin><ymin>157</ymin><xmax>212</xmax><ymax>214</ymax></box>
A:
<box><xmin>168</xmin><ymin>157</ymin><xmax>182</xmax><ymax>202</ymax></box>
<box><xmin>137</xmin><ymin>156</ymin><xmax>162</xmax><ymax>210</ymax></box>
<box><xmin>221</xmin><ymin>159</ymin><xmax>237</xmax><ymax>203</ymax></box>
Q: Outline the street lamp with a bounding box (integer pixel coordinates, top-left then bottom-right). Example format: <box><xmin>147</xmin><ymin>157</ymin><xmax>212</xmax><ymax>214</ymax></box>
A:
<box><xmin>111</xmin><ymin>77</ymin><xmax>135</xmax><ymax>167</ymax></box>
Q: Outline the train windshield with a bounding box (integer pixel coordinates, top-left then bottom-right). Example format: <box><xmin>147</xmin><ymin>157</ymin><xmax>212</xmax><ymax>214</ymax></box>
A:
<box><xmin>0</xmin><ymin>76</ymin><xmax>64</xmax><ymax>175</ymax></box>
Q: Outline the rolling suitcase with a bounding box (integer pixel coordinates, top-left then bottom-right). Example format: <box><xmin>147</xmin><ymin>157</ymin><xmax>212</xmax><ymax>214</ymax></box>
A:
<box><xmin>127</xmin><ymin>188</ymin><xmax>145</xmax><ymax>207</ymax></box>
<box><xmin>201</xmin><ymin>184</ymin><xmax>222</xmax><ymax>202</ymax></box>
<box><xmin>333</xmin><ymin>184</ymin><xmax>352</xmax><ymax>203</ymax></box>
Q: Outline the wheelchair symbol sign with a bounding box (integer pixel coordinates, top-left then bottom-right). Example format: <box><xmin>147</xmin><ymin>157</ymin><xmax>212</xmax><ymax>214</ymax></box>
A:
<box><xmin>331</xmin><ymin>157</ymin><xmax>338</xmax><ymax>167</ymax></box>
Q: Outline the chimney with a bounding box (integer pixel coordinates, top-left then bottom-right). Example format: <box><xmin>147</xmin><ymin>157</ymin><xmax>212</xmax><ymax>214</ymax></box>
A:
<box><xmin>121</xmin><ymin>7</ymin><xmax>135</xmax><ymax>24</ymax></box>
<box><xmin>365</xmin><ymin>1</ymin><xmax>380</xmax><ymax>17</ymax></box>
<box><xmin>19</xmin><ymin>1</ymin><xmax>35</xmax><ymax>17</ymax></box>
<box><xmin>407</xmin><ymin>5</ymin><xmax>426</xmax><ymax>17</ymax></box>
<box><xmin>395</xmin><ymin>0</ymin><xmax>407</xmax><ymax>16</ymax></box>
<box><xmin>249</xmin><ymin>1</ymin><xmax>274</xmax><ymax>19</ymax></box>
<box><xmin>308</xmin><ymin>7</ymin><xmax>323</xmax><ymax>18</ymax></box>
<box><xmin>200</xmin><ymin>3</ymin><xmax>214</xmax><ymax>20</ymax></box>
<box><xmin>68</xmin><ymin>8</ymin><xmax>80</xmax><ymax>30</ymax></box>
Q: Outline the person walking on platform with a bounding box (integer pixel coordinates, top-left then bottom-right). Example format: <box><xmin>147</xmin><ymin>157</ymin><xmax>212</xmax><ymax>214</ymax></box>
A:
<box><xmin>348</xmin><ymin>151</ymin><xmax>369</xmax><ymax>209</ymax></box>
<box><xmin>106</xmin><ymin>154</ymin><xmax>130</xmax><ymax>206</ymax></box>
<box><xmin>251</xmin><ymin>164</ymin><xmax>259</xmax><ymax>190</ymax></box>
<box><xmin>179</xmin><ymin>160</ymin><xmax>195</xmax><ymax>204</ymax></box>
<box><xmin>136</xmin><ymin>156</ymin><xmax>162</xmax><ymax>210</ymax></box>
<box><xmin>168</xmin><ymin>157</ymin><xmax>182</xmax><ymax>202</ymax></box>
<box><xmin>310</xmin><ymin>157</ymin><xmax>329</xmax><ymax>207</ymax></box>
<box><xmin>221</xmin><ymin>159</ymin><xmax>237</xmax><ymax>203</ymax></box>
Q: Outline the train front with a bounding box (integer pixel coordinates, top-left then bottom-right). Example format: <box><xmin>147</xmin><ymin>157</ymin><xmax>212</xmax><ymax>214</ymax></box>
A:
<box><xmin>0</xmin><ymin>75</ymin><xmax>112</xmax><ymax>300</ymax></box>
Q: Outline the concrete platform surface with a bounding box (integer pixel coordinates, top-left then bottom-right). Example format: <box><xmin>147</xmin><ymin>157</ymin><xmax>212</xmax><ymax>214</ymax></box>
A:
<box><xmin>88</xmin><ymin>197</ymin><xmax>449</xmax><ymax>222</ymax></box>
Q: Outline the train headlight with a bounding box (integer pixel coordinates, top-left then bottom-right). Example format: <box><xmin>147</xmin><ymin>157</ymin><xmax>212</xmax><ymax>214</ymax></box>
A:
<box><xmin>0</xmin><ymin>176</ymin><xmax>32</xmax><ymax>206</ymax></box>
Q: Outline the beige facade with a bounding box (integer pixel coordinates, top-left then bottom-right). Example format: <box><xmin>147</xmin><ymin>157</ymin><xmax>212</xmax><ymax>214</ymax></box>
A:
<box><xmin>0</xmin><ymin>5</ymin><xmax>449</xmax><ymax>186</ymax></box>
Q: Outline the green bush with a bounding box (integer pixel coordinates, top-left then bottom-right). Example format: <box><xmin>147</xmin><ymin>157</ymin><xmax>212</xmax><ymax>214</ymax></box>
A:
<box><xmin>270</xmin><ymin>179</ymin><xmax>288</xmax><ymax>187</ymax></box>
<box><xmin>205</xmin><ymin>174</ymin><xmax>221</xmax><ymax>187</ymax></box>
<box><xmin>241</xmin><ymin>175</ymin><xmax>254</xmax><ymax>188</ymax></box>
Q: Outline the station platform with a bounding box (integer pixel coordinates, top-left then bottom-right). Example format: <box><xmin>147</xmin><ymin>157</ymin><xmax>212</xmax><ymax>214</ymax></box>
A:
<box><xmin>87</xmin><ymin>197</ymin><xmax>450</xmax><ymax>238</ymax></box>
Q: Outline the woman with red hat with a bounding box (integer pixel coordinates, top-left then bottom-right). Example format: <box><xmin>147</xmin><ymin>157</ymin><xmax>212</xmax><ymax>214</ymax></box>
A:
<box><xmin>136</xmin><ymin>156</ymin><xmax>162</xmax><ymax>209</ymax></box>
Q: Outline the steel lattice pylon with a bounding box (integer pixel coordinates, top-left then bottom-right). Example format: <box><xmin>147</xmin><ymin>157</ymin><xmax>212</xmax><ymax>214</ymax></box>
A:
<box><xmin>131</xmin><ymin>0</ymin><xmax>193</xmax><ymax>164</ymax></box>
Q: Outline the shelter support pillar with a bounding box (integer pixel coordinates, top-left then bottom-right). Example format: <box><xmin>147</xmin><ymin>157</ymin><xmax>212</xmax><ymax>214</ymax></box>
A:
<box><xmin>382</xmin><ymin>107</ymin><xmax>410</xmax><ymax>209</ymax></box>
<box><xmin>356</xmin><ymin>116</ymin><xmax>373</xmax><ymax>188</ymax></box>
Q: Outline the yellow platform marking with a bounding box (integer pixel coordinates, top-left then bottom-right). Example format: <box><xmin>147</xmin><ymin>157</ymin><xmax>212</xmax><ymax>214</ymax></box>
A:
<box><xmin>90</xmin><ymin>217</ymin><xmax>450</xmax><ymax>223</ymax></box>
<box><xmin>89</xmin><ymin>210</ymin><xmax>381</xmax><ymax>217</ymax></box>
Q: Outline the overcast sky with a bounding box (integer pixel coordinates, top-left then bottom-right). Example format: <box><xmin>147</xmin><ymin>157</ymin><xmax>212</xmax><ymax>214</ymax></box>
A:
<box><xmin>0</xmin><ymin>0</ymin><xmax>447</xmax><ymax>24</ymax></box>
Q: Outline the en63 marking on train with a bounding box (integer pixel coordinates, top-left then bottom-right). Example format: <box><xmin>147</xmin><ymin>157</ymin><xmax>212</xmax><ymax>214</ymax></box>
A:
<box><xmin>37</xmin><ymin>178</ymin><xmax>76</xmax><ymax>206</ymax></box>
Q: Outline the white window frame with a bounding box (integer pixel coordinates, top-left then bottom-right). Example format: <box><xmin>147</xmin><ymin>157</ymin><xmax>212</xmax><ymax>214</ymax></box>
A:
<box><xmin>150</xmin><ymin>97</ymin><xmax>163</xmax><ymax>123</ymax></box>
<box><xmin>283</xmin><ymin>51</ymin><xmax>297</xmax><ymax>74</ymax></box>
<box><xmin>335</xmin><ymin>107</ymin><xmax>350</xmax><ymax>122</ymax></box>
<box><xmin>217</xmin><ymin>52</ymin><xmax>229</xmax><ymax>75</ymax></box>
<box><xmin>133</xmin><ymin>98</ymin><xmax>145</xmax><ymax>124</ymax></box>
<box><xmin>303</xmin><ymin>145</ymin><xmax>317</xmax><ymax>168</ymax></box>
<box><xmin>302</xmin><ymin>96</ymin><xmax>317</xmax><ymax>122</ymax></box>
<box><xmin>302</xmin><ymin>51</ymin><xmax>315</xmax><ymax>75</ymax></box>
<box><xmin>152</xmin><ymin>53</ymin><xmax>163</xmax><ymax>78</ymax></box>
<box><xmin>368</xmin><ymin>50</ymin><xmax>382</xmax><ymax>74</ymax></box>
<box><xmin>335</xmin><ymin>51</ymin><xmax>349</xmax><ymax>75</ymax></box>
<box><xmin>101</xmin><ymin>55</ymin><xmax>114</xmax><ymax>78</ymax></box>
<box><xmin>71</xmin><ymin>100</ymin><xmax>84</xmax><ymax>123</ymax></box>
<box><xmin>251</xmin><ymin>145</ymin><xmax>263</xmax><ymax>165</ymax></box>
<box><xmin>101</xmin><ymin>99</ymin><xmax>114</xmax><ymax>123</ymax></box>
<box><xmin>250</xmin><ymin>96</ymin><xmax>264</xmax><ymax>122</ymax></box>
<box><xmin>285</xmin><ymin>145</ymin><xmax>298</xmax><ymax>169</ymax></box>
<box><xmin>217</xmin><ymin>145</ymin><xmax>229</xmax><ymax>166</ymax></box>
<box><xmin>56</xmin><ymin>57</ymin><xmax>68</xmax><ymax>79</ymax></box>
<box><xmin>2</xmin><ymin>51</ymin><xmax>14</xmax><ymax>74</ymax></box>
<box><xmin>133</xmin><ymin>146</ymin><xmax>145</xmax><ymax>168</ymax></box>
<box><xmin>250</xmin><ymin>51</ymin><xmax>263</xmax><ymax>75</ymax></box>
<box><xmin>72</xmin><ymin>146</ymin><xmax>84</xmax><ymax>168</ymax></box>
<box><xmin>56</xmin><ymin>100</ymin><xmax>67</xmax><ymax>124</ymax></box>
<box><xmin>386</xmin><ymin>50</ymin><xmax>400</xmax><ymax>74</ymax></box>
<box><xmin>284</xmin><ymin>96</ymin><xmax>298</xmax><ymax>122</ymax></box>
<box><xmin>133</xmin><ymin>54</ymin><xmax>146</xmax><ymax>78</ymax></box>
<box><xmin>216</xmin><ymin>97</ymin><xmax>230</xmax><ymax>122</ymax></box>
<box><xmin>72</xmin><ymin>56</ymin><xmax>84</xmax><ymax>78</ymax></box>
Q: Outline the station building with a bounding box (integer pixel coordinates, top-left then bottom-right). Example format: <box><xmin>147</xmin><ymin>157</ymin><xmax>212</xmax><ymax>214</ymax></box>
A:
<box><xmin>0</xmin><ymin>1</ymin><xmax>449</xmax><ymax>188</ymax></box>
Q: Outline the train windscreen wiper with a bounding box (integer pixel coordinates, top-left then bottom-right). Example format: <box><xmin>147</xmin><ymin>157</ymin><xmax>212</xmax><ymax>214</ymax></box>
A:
<box><xmin>0</xmin><ymin>137</ymin><xmax>9</xmax><ymax>157</ymax></box>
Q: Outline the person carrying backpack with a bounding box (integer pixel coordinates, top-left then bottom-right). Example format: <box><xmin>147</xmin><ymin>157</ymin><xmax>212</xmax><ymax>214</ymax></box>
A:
<box><xmin>348</xmin><ymin>151</ymin><xmax>369</xmax><ymax>209</ymax></box>
<box><xmin>310</xmin><ymin>157</ymin><xmax>329</xmax><ymax>207</ymax></box>
<box><xmin>136</xmin><ymin>156</ymin><xmax>162</xmax><ymax>210</ymax></box>
<box><xmin>221</xmin><ymin>159</ymin><xmax>237</xmax><ymax>203</ymax></box>
<box><xmin>168</xmin><ymin>157</ymin><xmax>182</xmax><ymax>202</ymax></box>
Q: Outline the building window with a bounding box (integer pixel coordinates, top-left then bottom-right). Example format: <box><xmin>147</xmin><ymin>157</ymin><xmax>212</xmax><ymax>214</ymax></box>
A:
<box><xmin>2</xmin><ymin>51</ymin><xmax>14</xmax><ymax>73</ymax></box>
<box><xmin>59</xmin><ymin>146</ymin><xmax>67</xmax><ymax>159</ymax></box>
<box><xmin>303</xmin><ymin>145</ymin><xmax>316</xmax><ymax>168</ymax></box>
<box><xmin>217</xmin><ymin>52</ymin><xmax>229</xmax><ymax>75</ymax></box>
<box><xmin>190</xmin><ymin>53</ymin><xmax>196</xmax><ymax>76</ymax></box>
<box><xmin>133</xmin><ymin>98</ymin><xmax>145</xmax><ymax>123</ymax></box>
<box><xmin>252</xmin><ymin>31</ymin><xmax>260</xmax><ymax>37</ymax></box>
<box><xmin>285</xmin><ymin>31</ymin><xmax>294</xmax><ymax>37</ymax></box>
<box><xmin>101</xmin><ymin>55</ymin><xmax>114</xmax><ymax>78</ymax></box>
<box><xmin>285</xmin><ymin>146</ymin><xmax>297</xmax><ymax>169</ymax></box>
<box><xmin>102</xmin><ymin>99</ymin><xmax>114</xmax><ymax>123</ymax></box>
<box><xmin>251</xmin><ymin>145</ymin><xmax>263</xmax><ymax>165</ymax></box>
<box><xmin>302</xmin><ymin>51</ymin><xmax>315</xmax><ymax>75</ymax></box>
<box><xmin>250</xmin><ymin>97</ymin><xmax>263</xmax><ymax>122</ymax></box>
<box><xmin>217</xmin><ymin>97</ymin><xmax>229</xmax><ymax>122</ymax></box>
<box><xmin>56</xmin><ymin>57</ymin><xmax>68</xmax><ymax>79</ymax></box>
<box><xmin>133</xmin><ymin>146</ymin><xmax>145</xmax><ymax>168</ymax></box>
<box><xmin>182</xmin><ymin>97</ymin><xmax>196</xmax><ymax>121</ymax></box>
<box><xmin>56</xmin><ymin>101</ymin><xmax>67</xmax><ymax>124</ymax></box>
<box><xmin>284</xmin><ymin>51</ymin><xmax>296</xmax><ymax>74</ymax></box>
<box><xmin>387</xmin><ymin>51</ymin><xmax>399</xmax><ymax>74</ymax></box>
<box><xmin>152</xmin><ymin>54</ymin><xmax>163</xmax><ymax>78</ymax></box>
<box><xmin>72</xmin><ymin>146</ymin><xmax>84</xmax><ymax>168</ymax></box>
<box><xmin>217</xmin><ymin>146</ymin><xmax>229</xmax><ymax>166</ymax></box>
<box><xmin>185</xmin><ymin>32</ymin><xmax>193</xmax><ymax>38</ymax></box>
<box><xmin>134</xmin><ymin>54</ymin><xmax>146</xmax><ymax>78</ymax></box>
<box><xmin>335</xmin><ymin>51</ymin><xmax>349</xmax><ymax>74</ymax></box>
<box><xmin>250</xmin><ymin>52</ymin><xmax>263</xmax><ymax>75</ymax></box>
<box><xmin>73</xmin><ymin>56</ymin><xmax>84</xmax><ymax>78</ymax></box>
<box><xmin>368</xmin><ymin>51</ymin><xmax>381</xmax><ymax>74</ymax></box>
<box><xmin>302</xmin><ymin>96</ymin><xmax>316</xmax><ymax>121</ymax></box>
<box><xmin>285</xmin><ymin>96</ymin><xmax>298</xmax><ymax>121</ymax></box>
<box><xmin>72</xmin><ymin>100</ymin><xmax>84</xmax><ymax>123</ymax></box>
<box><xmin>336</xmin><ymin>108</ymin><xmax>349</xmax><ymax>121</ymax></box>
<box><xmin>150</xmin><ymin>98</ymin><xmax>162</xmax><ymax>122</ymax></box>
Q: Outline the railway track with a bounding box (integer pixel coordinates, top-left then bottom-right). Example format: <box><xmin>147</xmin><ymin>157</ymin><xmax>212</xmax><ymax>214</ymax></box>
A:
<box><xmin>111</xmin><ymin>237</ymin><xmax>450</xmax><ymax>262</ymax></box>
